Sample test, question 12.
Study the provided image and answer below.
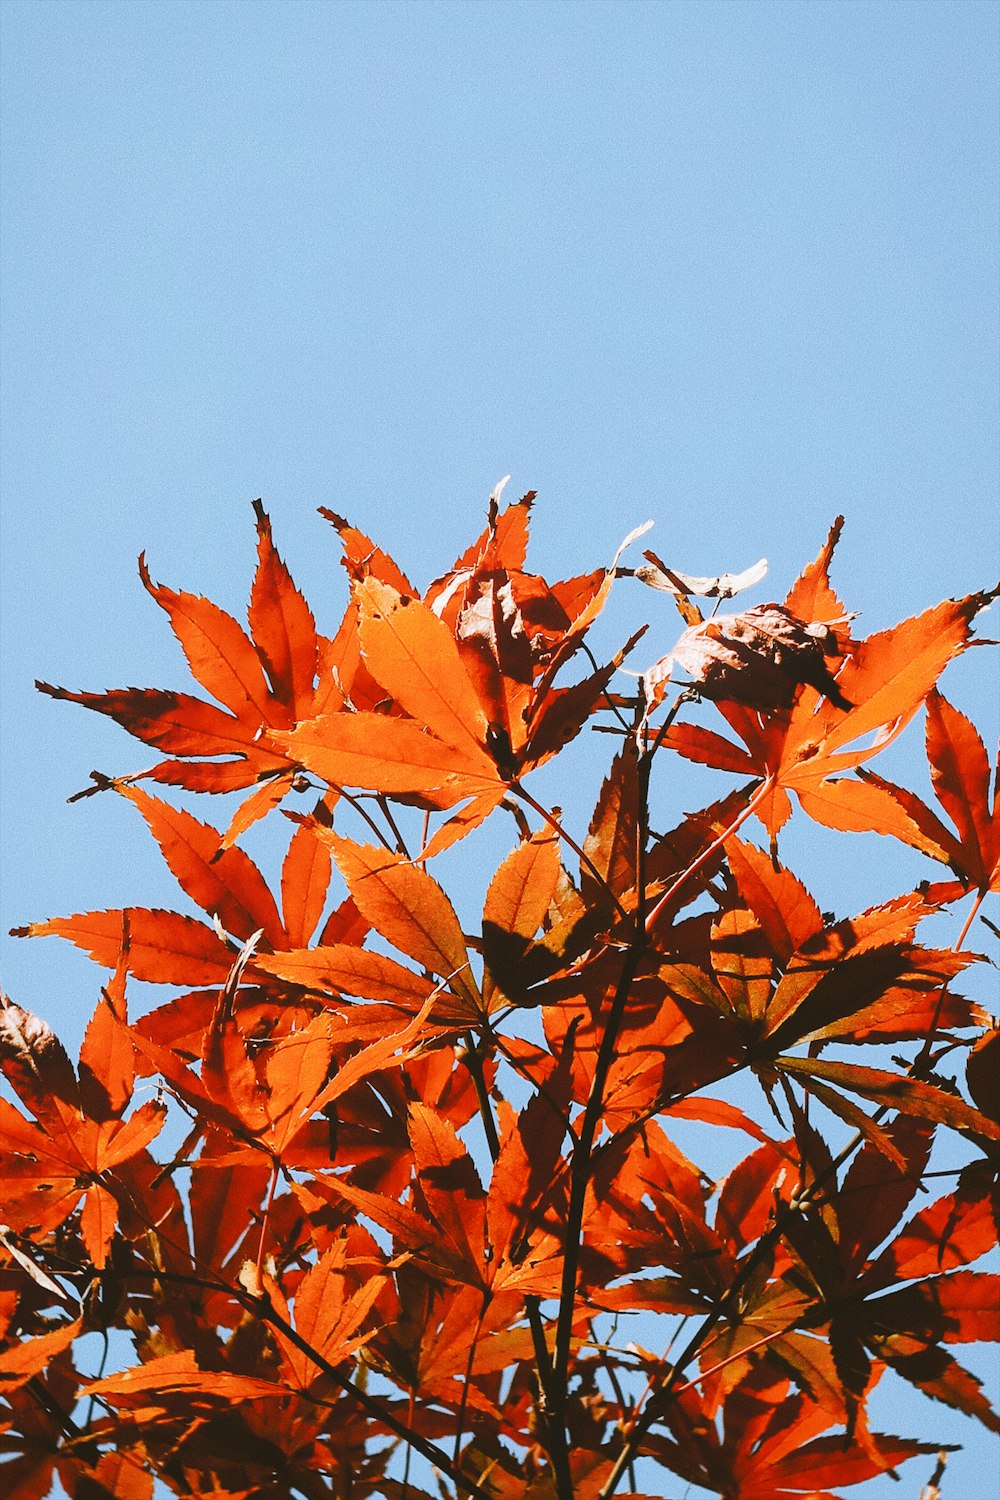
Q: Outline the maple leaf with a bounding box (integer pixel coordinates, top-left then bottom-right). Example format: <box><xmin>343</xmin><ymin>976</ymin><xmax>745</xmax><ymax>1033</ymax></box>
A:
<box><xmin>0</xmin><ymin>993</ymin><xmax>164</xmax><ymax>1266</ymax></box>
<box><xmin>263</xmin><ymin>1239</ymin><xmax>387</xmax><ymax>1389</ymax></box>
<box><xmin>74</xmin><ymin>1452</ymin><xmax>155</xmax><ymax>1500</ymax></box>
<box><xmin>280</xmin><ymin>501</ymin><xmax>649</xmax><ymax>855</ymax></box>
<box><xmin>649</xmin><ymin>1366</ymin><xmax>942</xmax><ymax>1499</ymax></box>
<box><xmin>660</xmin><ymin>518</ymin><xmax>997</xmax><ymax>839</ymax></box>
<box><xmin>12</xmin><ymin>906</ymin><xmax>236</xmax><ymax>986</ymax></box>
<box><xmin>778</xmin><ymin>1057</ymin><xmax>1000</xmax><ymax>1145</ymax></box>
<box><xmin>86</xmin><ymin>1348</ymin><xmax>285</xmax><ymax>1412</ymax></box>
<box><xmin>131</xmin><ymin>956</ymin><xmax>441</xmax><ymax>1182</ymax></box>
<box><xmin>852</xmin><ymin>689</ymin><xmax>1000</xmax><ymax>894</ymax></box>
<box><xmin>0</xmin><ymin>1351</ymin><xmax>84</xmax><ymax>1500</ymax></box>
<box><xmin>12</xmin><ymin>804</ymin><xmax>341</xmax><ymax>1014</ymax></box>
<box><xmin>657</xmin><ymin>882</ymin><xmax>980</xmax><ymax>1087</ymax></box>
<box><xmin>314</xmin><ymin>1098</ymin><xmax>565</xmax><ymax>1300</ymax></box>
<box><xmin>772</xmin><ymin>1114</ymin><xmax>1000</xmax><ymax>1436</ymax></box>
<box><xmin>324</xmin><ymin>836</ymin><xmax>481</xmax><ymax>1014</ymax></box>
<box><xmin>35</xmin><ymin>503</ymin><xmax>342</xmax><ymax>841</ymax></box>
<box><xmin>0</xmin><ymin>1317</ymin><xmax>82</xmax><ymax>1395</ymax></box>
<box><xmin>481</xmin><ymin>829</ymin><xmax>564</xmax><ymax>1005</ymax></box>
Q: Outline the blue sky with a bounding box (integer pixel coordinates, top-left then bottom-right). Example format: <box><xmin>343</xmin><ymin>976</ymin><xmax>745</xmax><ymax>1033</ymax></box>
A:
<box><xmin>1</xmin><ymin>2</ymin><xmax>998</xmax><ymax>1494</ymax></box>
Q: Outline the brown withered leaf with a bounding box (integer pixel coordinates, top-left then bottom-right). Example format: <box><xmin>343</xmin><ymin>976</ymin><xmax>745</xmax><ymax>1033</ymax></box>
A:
<box><xmin>646</xmin><ymin>603</ymin><xmax>852</xmax><ymax>712</ymax></box>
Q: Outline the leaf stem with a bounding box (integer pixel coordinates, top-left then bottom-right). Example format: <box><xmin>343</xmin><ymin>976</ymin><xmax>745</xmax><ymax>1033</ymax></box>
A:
<box><xmin>643</xmin><ymin>773</ymin><xmax>774</xmax><ymax>934</ymax></box>
<box><xmin>334</xmin><ymin>785</ymin><xmax>401</xmax><ymax>853</ymax></box>
<box><xmin>462</xmin><ymin>1029</ymin><xmax>500</xmax><ymax>1163</ymax></box>
<box><xmin>953</xmin><ymin>887</ymin><xmax>986</xmax><ymax>956</ymax></box>
<box><xmin>913</xmin><ymin>884</ymin><xmax>985</xmax><ymax>1074</ymax></box>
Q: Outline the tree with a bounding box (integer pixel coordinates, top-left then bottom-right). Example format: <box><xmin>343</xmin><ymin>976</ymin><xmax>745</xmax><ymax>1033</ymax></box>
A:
<box><xmin>2</xmin><ymin>487</ymin><xmax>998</xmax><ymax>1500</ymax></box>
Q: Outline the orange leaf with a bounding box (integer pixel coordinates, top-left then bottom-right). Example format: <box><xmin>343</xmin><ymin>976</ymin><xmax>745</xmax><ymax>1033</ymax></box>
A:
<box><xmin>409</xmin><ymin>1102</ymin><xmax>486</xmax><ymax>1283</ymax></box>
<box><xmin>358</xmin><ymin>578</ymin><xmax>494</xmax><ymax>761</ymax></box>
<box><xmin>723</xmin><ymin>837</ymin><xmax>823</xmax><ymax>963</ymax></box>
<box><xmin>926</xmin><ymin>689</ymin><xmax>998</xmax><ymax>889</ymax></box>
<box><xmin>254</xmin><ymin>944</ymin><xmax>438</xmax><ymax>1010</ymax></box>
<box><xmin>79</xmin><ymin>977</ymin><xmax>135</xmax><ymax>1120</ymax></box>
<box><xmin>820</xmin><ymin>592</ymin><xmax>994</xmax><ymax>756</ymax></box>
<box><xmin>416</xmin><ymin>788</ymin><xmax>508</xmax><ymax>860</ymax></box>
<box><xmin>281</xmin><ymin>819</ymin><xmax>333</xmax><ymax>948</ymax></box>
<box><xmin>310</xmin><ymin>992</ymin><xmax>442</xmax><ymax>1113</ymax></box>
<box><xmin>138</xmin><ymin>554</ymin><xmax>273</xmax><ymax>721</ymax></box>
<box><xmin>96</xmin><ymin>1100</ymin><xmax>167</xmax><ymax>1170</ymax></box>
<box><xmin>0</xmin><ymin>1319</ymin><xmax>81</xmax><ymax>1388</ymax></box>
<box><xmin>219</xmin><ymin>771</ymin><xmax>298</xmax><ymax>850</ymax></box>
<box><xmin>320</xmin><ymin>508</ymin><xmax>416</xmax><ymax>595</ymax></box>
<box><xmin>711</xmin><ymin>909</ymin><xmax>773</xmax><ymax>1023</ymax></box>
<box><xmin>663</xmin><ymin>1096</ymin><xmax>773</xmax><ymax>1146</ymax></box>
<box><xmin>0</xmin><ymin>998</ymin><xmax>79</xmax><ymax>1123</ymax></box>
<box><xmin>328</xmin><ymin>838</ymin><xmax>478</xmax><ymax>1010</ymax></box>
<box><xmin>249</xmin><ymin>500</ymin><xmax>319</xmax><ymax>718</ymax></box>
<box><xmin>276</xmin><ymin>711</ymin><xmax>496</xmax><ymax>798</ymax></box>
<box><xmin>276</xmin><ymin>1240</ymin><xmax>384</xmax><ymax>1387</ymax></box>
<box><xmin>80</xmin><ymin>1181</ymin><xmax>119</xmax><ymax>1268</ymax></box>
<box><xmin>783</xmin><ymin>515</ymin><xmax>851</xmax><ymax>640</ymax></box>
<box><xmin>483</xmin><ymin>832</ymin><xmax>561</xmax><ymax>941</ymax></box>
<box><xmin>88</xmin><ymin>1349</ymin><xmax>282</xmax><ymax>1405</ymax></box>
<box><xmin>15</xmin><ymin>908</ymin><xmax>235</xmax><ymax>985</ymax></box>
<box><xmin>116</xmin><ymin>786</ymin><xmax>285</xmax><ymax>945</ymax></box>
<box><xmin>261</xmin><ymin>1013</ymin><xmax>336</xmax><ymax>1154</ymax></box>
<box><xmin>83</xmin><ymin>1453</ymin><xmax>155</xmax><ymax>1500</ymax></box>
<box><xmin>803</xmin><ymin>772</ymin><xmax>962</xmax><ymax>859</ymax></box>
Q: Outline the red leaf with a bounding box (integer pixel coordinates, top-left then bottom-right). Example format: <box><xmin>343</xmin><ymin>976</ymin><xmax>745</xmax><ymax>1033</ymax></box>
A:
<box><xmin>138</xmin><ymin>554</ymin><xmax>273</xmax><ymax>721</ymax></box>
<box><xmin>779</xmin><ymin>1057</ymin><xmax>1000</xmax><ymax>1141</ymax></box>
<box><xmin>723</xmin><ymin>837</ymin><xmax>823</xmax><ymax>963</ymax></box>
<box><xmin>116</xmin><ymin>786</ymin><xmax>285</xmax><ymax>945</ymax></box>
<box><xmin>15</xmin><ymin>908</ymin><xmax>235</xmax><ymax>986</ymax></box>
<box><xmin>926</xmin><ymin>689</ymin><xmax>999</xmax><ymax>889</ymax></box>
<box><xmin>329</xmin><ymin>838</ymin><xmax>478</xmax><ymax>1011</ymax></box>
<box><xmin>249</xmin><ymin>500</ymin><xmax>319</xmax><ymax>719</ymax></box>
<box><xmin>409</xmin><ymin>1103</ymin><xmax>487</xmax><ymax>1283</ymax></box>
<box><xmin>280</xmin><ymin>818</ymin><xmax>333</xmax><ymax>949</ymax></box>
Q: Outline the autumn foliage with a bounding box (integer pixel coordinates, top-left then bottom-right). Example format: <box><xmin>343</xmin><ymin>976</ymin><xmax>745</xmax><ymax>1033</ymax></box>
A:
<box><xmin>2</xmin><ymin>487</ymin><xmax>998</xmax><ymax>1500</ymax></box>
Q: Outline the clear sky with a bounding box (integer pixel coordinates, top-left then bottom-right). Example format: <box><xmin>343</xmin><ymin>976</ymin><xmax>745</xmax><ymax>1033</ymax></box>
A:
<box><xmin>1</xmin><ymin>2</ymin><xmax>998</xmax><ymax>1495</ymax></box>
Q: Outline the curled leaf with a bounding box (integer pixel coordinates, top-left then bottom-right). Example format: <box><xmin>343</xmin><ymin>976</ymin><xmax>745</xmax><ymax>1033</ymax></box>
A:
<box><xmin>646</xmin><ymin>603</ymin><xmax>852</xmax><ymax>712</ymax></box>
<box><xmin>634</xmin><ymin>550</ymin><xmax>769</xmax><ymax>599</ymax></box>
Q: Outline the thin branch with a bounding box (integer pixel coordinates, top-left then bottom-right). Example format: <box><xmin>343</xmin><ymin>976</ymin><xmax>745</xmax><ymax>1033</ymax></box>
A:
<box><xmin>912</xmin><ymin>885</ymin><xmax>986</xmax><ymax>1075</ymax></box>
<box><xmin>462</xmin><ymin>1030</ymin><xmax>501</xmax><ymax>1166</ymax></box>
<box><xmin>376</xmin><ymin>793</ymin><xmax>411</xmax><ymax>859</ymax></box>
<box><xmin>331</xmin><ymin>785</ymin><xmax>403</xmax><ymax>853</ymax></box>
<box><xmin>511</xmin><ymin>782</ymin><xmax>631</xmax><ymax>924</ymax></box>
<box><xmin>643</xmin><ymin>773</ymin><xmax>774</xmax><ymax>934</ymax></box>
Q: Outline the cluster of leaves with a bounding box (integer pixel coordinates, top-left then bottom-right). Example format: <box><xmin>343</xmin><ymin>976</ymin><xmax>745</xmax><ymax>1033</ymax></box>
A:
<box><xmin>2</xmin><ymin>487</ymin><xmax>998</xmax><ymax>1500</ymax></box>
